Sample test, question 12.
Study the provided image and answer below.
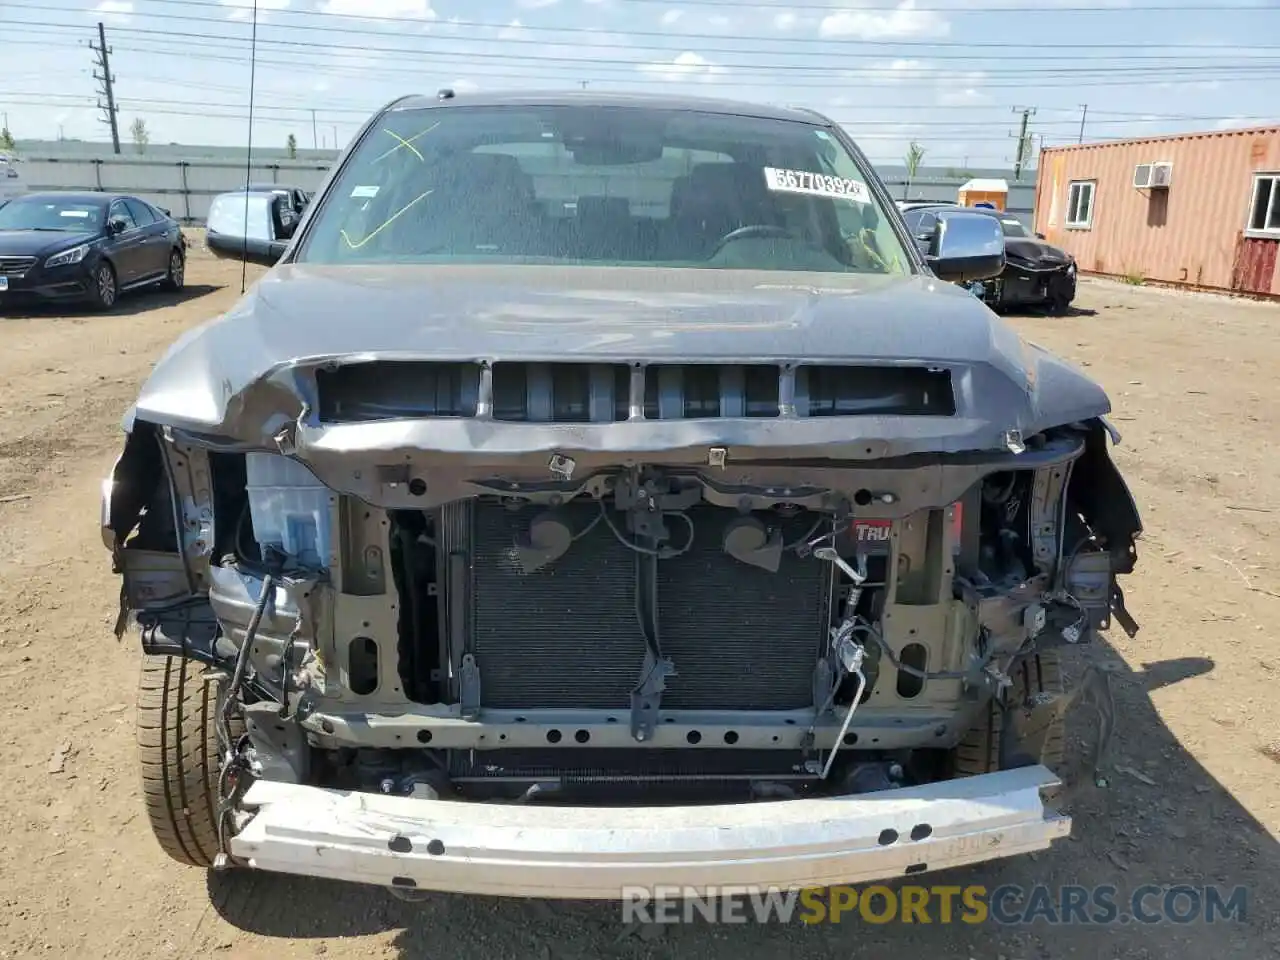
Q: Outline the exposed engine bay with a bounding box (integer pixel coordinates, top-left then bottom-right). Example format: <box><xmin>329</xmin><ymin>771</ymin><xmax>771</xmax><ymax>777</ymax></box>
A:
<box><xmin>105</xmin><ymin>416</ymin><xmax>1139</xmax><ymax>808</ymax></box>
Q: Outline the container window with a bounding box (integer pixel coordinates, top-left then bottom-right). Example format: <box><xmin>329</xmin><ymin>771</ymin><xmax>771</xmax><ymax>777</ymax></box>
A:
<box><xmin>1066</xmin><ymin>180</ymin><xmax>1095</xmax><ymax>229</ymax></box>
<box><xmin>1247</xmin><ymin>174</ymin><xmax>1280</xmax><ymax>237</ymax></box>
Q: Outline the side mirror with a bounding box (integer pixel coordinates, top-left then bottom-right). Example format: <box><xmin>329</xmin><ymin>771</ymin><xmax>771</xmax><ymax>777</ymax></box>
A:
<box><xmin>204</xmin><ymin>192</ymin><xmax>288</xmax><ymax>267</ymax></box>
<box><xmin>108</xmin><ymin>218</ymin><xmax>128</xmax><ymax>236</ymax></box>
<box><xmin>924</xmin><ymin>210</ymin><xmax>1005</xmax><ymax>283</ymax></box>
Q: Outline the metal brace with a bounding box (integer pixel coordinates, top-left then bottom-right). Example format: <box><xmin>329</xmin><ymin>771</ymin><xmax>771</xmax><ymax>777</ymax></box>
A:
<box><xmin>630</xmin><ymin>651</ymin><xmax>675</xmax><ymax>742</ymax></box>
<box><xmin>459</xmin><ymin>653</ymin><xmax>482</xmax><ymax>721</ymax></box>
<box><xmin>548</xmin><ymin>454</ymin><xmax>576</xmax><ymax>481</ymax></box>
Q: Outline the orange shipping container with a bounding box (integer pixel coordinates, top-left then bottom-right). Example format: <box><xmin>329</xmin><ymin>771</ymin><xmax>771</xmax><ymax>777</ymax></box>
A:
<box><xmin>1034</xmin><ymin>126</ymin><xmax>1280</xmax><ymax>297</ymax></box>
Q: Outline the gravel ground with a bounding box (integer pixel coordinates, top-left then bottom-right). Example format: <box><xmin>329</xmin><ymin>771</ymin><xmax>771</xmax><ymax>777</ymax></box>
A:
<box><xmin>0</xmin><ymin>259</ymin><xmax>1277</xmax><ymax>959</ymax></box>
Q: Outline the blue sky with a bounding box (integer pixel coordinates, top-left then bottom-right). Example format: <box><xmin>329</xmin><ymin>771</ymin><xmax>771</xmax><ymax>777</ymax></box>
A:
<box><xmin>3</xmin><ymin>0</ymin><xmax>1278</xmax><ymax>166</ymax></box>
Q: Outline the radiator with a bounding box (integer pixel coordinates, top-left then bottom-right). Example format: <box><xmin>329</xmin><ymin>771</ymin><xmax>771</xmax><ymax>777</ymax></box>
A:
<box><xmin>458</xmin><ymin>499</ymin><xmax>830</xmax><ymax>711</ymax></box>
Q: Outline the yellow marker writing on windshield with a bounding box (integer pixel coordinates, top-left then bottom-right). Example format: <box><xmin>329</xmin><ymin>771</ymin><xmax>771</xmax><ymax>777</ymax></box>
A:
<box><xmin>340</xmin><ymin>190</ymin><xmax>433</xmax><ymax>250</ymax></box>
<box><xmin>373</xmin><ymin>122</ymin><xmax>441</xmax><ymax>164</ymax></box>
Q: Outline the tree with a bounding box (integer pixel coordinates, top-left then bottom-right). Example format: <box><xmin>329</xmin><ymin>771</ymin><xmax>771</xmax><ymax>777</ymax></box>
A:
<box><xmin>286</xmin><ymin>133</ymin><xmax>298</xmax><ymax>159</ymax></box>
<box><xmin>130</xmin><ymin>117</ymin><xmax>150</xmax><ymax>154</ymax></box>
<box><xmin>903</xmin><ymin>141</ymin><xmax>925</xmax><ymax>201</ymax></box>
<box><xmin>0</xmin><ymin>126</ymin><xmax>14</xmax><ymax>152</ymax></box>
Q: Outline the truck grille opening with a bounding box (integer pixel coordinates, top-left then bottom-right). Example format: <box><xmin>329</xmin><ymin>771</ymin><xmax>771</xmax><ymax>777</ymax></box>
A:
<box><xmin>800</xmin><ymin>365</ymin><xmax>955</xmax><ymax>417</ymax></box>
<box><xmin>311</xmin><ymin>361</ymin><xmax>954</xmax><ymax>423</ymax></box>
<box><xmin>491</xmin><ymin>362</ymin><xmax>631</xmax><ymax>423</ymax></box>
<box><xmin>315</xmin><ymin>361</ymin><xmax>481</xmax><ymax>422</ymax></box>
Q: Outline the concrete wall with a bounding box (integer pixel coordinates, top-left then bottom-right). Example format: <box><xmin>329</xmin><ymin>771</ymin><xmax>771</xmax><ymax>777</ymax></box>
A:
<box><xmin>10</xmin><ymin>147</ymin><xmax>1038</xmax><ymax>229</ymax></box>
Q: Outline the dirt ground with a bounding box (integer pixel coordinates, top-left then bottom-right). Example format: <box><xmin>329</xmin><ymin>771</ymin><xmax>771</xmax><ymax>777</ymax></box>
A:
<box><xmin>0</xmin><ymin>253</ymin><xmax>1277</xmax><ymax>960</ymax></box>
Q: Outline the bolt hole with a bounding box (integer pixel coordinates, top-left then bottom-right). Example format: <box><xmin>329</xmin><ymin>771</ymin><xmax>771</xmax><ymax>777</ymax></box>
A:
<box><xmin>911</xmin><ymin>824</ymin><xmax>933</xmax><ymax>841</ymax></box>
<box><xmin>724</xmin><ymin>731</ymin><xmax>739</xmax><ymax>745</ymax></box>
<box><xmin>843</xmin><ymin>732</ymin><xmax>858</xmax><ymax>746</ymax></box>
<box><xmin>416</xmin><ymin>729</ymin><xmax>432</xmax><ymax>744</ymax></box>
<box><xmin>878</xmin><ymin>829</ymin><xmax>899</xmax><ymax>846</ymax></box>
<box><xmin>687</xmin><ymin>730</ymin><xmax>702</xmax><ymax>745</ymax></box>
<box><xmin>546</xmin><ymin>729</ymin><xmax>562</xmax><ymax>744</ymax></box>
<box><xmin>606</xmin><ymin>716</ymin><xmax>618</xmax><ymax>723</ymax></box>
<box><xmin>408</xmin><ymin>478</ymin><xmax>427</xmax><ymax>497</ymax></box>
<box><xmin>574</xmin><ymin>729</ymin><xmax>590</xmax><ymax>744</ymax></box>
<box><xmin>426</xmin><ymin>839</ymin><xmax>445</xmax><ymax>856</ymax></box>
<box><xmin>853</xmin><ymin>488</ymin><xmax>873</xmax><ymax>506</ymax></box>
<box><xmin>515</xmin><ymin>716</ymin><xmax>527</xmax><ymax>723</ymax></box>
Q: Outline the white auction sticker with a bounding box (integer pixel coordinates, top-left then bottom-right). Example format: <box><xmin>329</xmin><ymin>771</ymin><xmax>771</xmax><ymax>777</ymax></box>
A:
<box><xmin>350</xmin><ymin>185</ymin><xmax>379</xmax><ymax>198</ymax></box>
<box><xmin>763</xmin><ymin>167</ymin><xmax>870</xmax><ymax>204</ymax></box>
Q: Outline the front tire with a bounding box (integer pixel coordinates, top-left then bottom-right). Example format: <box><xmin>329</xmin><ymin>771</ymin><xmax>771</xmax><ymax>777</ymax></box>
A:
<box><xmin>136</xmin><ymin>653</ymin><xmax>227</xmax><ymax>868</ymax></box>
<box><xmin>87</xmin><ymin>260</ymin><xmax>117</xmax><ymax>311</ymax></box>
<box><xmin>951</xmin><ymin>648</ymin><xmax>1065</xmax><ymax>776</ymax></box>
<box><xmin>162</xmin><ymin>248</ymin><xmax>185</xmax><ymax>292</ymax></box>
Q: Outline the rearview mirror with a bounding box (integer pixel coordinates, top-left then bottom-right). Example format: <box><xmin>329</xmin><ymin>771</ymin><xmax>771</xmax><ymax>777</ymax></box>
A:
<box><xmin>204</xmin><ymin>191</ymin><xmax>288</xmax><ymax>266</ymax></box>
<box><xmin>924</xmin><ymin>210</ymin><xmax>1005</xmax><ymax>283</ymax></box>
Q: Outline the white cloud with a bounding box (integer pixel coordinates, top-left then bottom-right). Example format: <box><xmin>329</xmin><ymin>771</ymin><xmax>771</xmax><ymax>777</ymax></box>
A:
<box><xmin>937</xmin><ymin>72</ymin><xmax>991</xmax><ymax>106</ymax></box>
<box><xmin>848</xmin><ymin>58</ymin><xmax>933</xmax><ymax>84</ymax></box>
<box><xmin>1215</xmin><ymin>116</ymin><xmax>1262</xmax><ymax>130</ymax></box>
<box><xmin>450</xmin><ymin>78</ymin><xmax>480</xmax><ymax>93</ymax></box>
<box><xmin>517</xmin><ymin>0</ymin><xmax>560</xmax><ymax>8</ymax></box>
<box><xmin>638</xmin><ymin>51</ymin><xmax>724</xmax><ymax>82</ymax></box>
<box><xmin>661</xmin><ymin>9</ymin><xmax>683</xmax><ymax>25</ymax></box>
<box><xmin>89</xmin><ymin>0</ymin><xmax>133</xmax><ymax>21</ymax></box>
<box><xmin>819</xmin><ymin>1</ymin><xmax>949</xmax><ymax>40</ymax></box>
<box><xmin>773</xmin><ymin>10</ymin><xmax>797</xmax><ymax>30</ymax></box>
<box><xmin>220</xmin><ymin>0</ymin><xmax>290</xmax><ymax>19</ymax></box>
<box><xmin>498</xmin><ymin>19</ymin><xmax>527</xmax><ymax>40</ymax></box>
<box><xmin>318</xmin><ymin>0</ymin><xmax>435</xmax><ymax>19</ymax></box>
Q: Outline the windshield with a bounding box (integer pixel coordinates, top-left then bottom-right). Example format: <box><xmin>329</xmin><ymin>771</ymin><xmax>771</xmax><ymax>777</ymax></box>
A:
<box><xmin>0</xmin><ymin>196</ymin><xmax>104</xmax><ymax>232</ymax></box>
<box><xmin>999</xmin><ymin>216</ymin><xmax>1030</xmax><ymax>238</ymax></box>
<box><xmin>298</xmin><ymin>105</ymin><xmax>911</xmax><ymax>275</ymax></box>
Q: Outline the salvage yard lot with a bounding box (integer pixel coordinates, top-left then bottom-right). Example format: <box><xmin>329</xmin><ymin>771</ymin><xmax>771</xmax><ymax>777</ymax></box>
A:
<box><xmin>0</xmin><ymin>258</ymin><xmax>1277</xmax><ymax>960</ymax></box>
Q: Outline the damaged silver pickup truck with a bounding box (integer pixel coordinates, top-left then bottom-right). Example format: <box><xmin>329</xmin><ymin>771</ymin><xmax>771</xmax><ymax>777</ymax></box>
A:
<box><xmin>102</xmin><ymin>91</ymin><xmax>1141</xmax><ymax>900</ymax></box>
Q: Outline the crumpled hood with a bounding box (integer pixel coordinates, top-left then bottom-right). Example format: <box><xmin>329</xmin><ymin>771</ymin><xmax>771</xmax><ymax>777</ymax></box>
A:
<box><xmin>1005</xmin><ymin>237</ymin><xmax>1072</xmax><ymax>266</ymax></box>
<box><xmin>128</xmin><ymin>263</ymin><xmax>1111</xmax><ymax>457</ymax></box>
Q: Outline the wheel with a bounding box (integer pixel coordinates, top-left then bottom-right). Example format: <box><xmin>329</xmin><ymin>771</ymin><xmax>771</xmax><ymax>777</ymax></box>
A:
<box><xmin>952</xmin><ymin>648</ymin><xmax>1065</xmax><ymax>776</ymax></box>
<box><xmin>136</xmin><ymin>653</ymin><xmax>233</xmax><ymax>868</ymax></box>
<box><xmin>162</xmin><ymin>247</ymin><xmax>185</xmax><ymax>292</ymax></box>
<box><xmin>87</xmin><ymin>260</ymin><xmax>117</xmax><ymax>311</ymax></box>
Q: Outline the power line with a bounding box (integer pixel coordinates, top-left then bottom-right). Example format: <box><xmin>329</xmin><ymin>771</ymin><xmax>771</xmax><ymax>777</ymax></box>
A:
<box><xmin>9</xmin><ymin>20</ymin><xmax>1280</xmax><ymax>78</ymax></box>
<box><xmin>12</xmin><ymin>91</ymin><xmax>1274</xmax><ymax>131</ymax></box>
<box><xmin>88</xmin><ymin>21</ymin><xmax>121</xmax><ymax>154</ymax></box>
<box><xmin>610</xmin><ymin>0</ymin><xmax>1273</xmax><ymax>9</ymax></box>
<box><xmin>6</xmin><ymin>0</ymin><xmax>1280</xmax><ymax>52</ymax></box>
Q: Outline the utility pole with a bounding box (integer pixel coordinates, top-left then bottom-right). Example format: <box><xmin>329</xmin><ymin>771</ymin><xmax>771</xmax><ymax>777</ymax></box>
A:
<box><xmin>90</xmin><ymin>22</ymin><xmax>121</xmax><ymax>154</ymax></box>
<box><xmin>310</xmin><ymin>108</ymin><xmax>318</xmax><ymax>150</ymax></box>
<box><xmin>1011</xmin><ymin>105</ymin><xmax>1036</xmax><ymax>181</ymax></box>
<box><xmin>1078</xmin><ymin>104</ymin><xmax>1088</xmax><ymax>144</ymax></box>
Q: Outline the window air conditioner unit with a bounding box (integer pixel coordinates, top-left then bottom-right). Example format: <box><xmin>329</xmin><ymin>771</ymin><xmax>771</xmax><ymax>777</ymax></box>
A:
<box><xmin>1133</xmin><ymin>163</ymin><xmax>1153</xmax><ymax>189</ymax></box>
<box><xmin>1150</xmin><ymin>161</ymin><xmax>1173</xmax><ymax>188</ymax></box>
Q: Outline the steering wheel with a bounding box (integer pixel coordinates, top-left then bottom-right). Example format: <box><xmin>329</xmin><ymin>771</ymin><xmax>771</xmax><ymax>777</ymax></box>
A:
<box><xmin>708</xmin><ymin>224</ymin><xmax>798</xmax><ymax>258</ymax></box>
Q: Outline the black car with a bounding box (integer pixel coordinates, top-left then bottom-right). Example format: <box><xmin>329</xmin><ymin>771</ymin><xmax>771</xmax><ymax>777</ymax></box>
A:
<box><xmin>0</xmin><ymin>191</ymin><xmax>187</xmax><ymax>312</ymax></box>
<box><xmin>899</xmin><ymin>201</ymin><xmax>1077</xmax><ymax>314</ymax></box>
